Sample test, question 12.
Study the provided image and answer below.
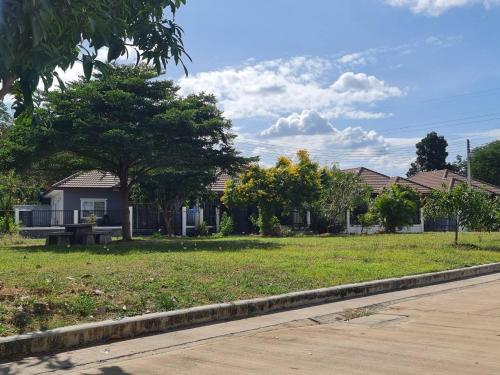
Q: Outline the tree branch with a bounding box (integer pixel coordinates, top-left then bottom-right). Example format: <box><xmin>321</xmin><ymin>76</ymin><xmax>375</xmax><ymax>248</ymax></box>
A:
<box><xmin>0</xmin><ymin>75</ymin><xmax>17</xmax><ymax>101</ymax></box>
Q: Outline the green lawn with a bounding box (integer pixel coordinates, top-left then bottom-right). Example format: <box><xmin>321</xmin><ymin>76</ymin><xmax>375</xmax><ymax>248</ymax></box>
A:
<box><xmin>0</xmin><ymin>232</ymin><xmax>499</xmax><ymax>336</ymax></box>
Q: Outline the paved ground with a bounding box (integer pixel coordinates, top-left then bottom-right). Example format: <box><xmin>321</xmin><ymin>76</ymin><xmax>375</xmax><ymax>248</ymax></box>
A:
<box><xmin>2</xmin><ymin>273</ymin><xmax>500</xmax><ymax>374</ymax></box>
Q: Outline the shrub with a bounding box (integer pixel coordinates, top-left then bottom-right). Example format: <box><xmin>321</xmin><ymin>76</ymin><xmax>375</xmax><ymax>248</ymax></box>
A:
<box><xmin>358</xmin><ymin>211</ymin><xmax>378</xmax><ymax>234</ymax></box>
<box><xmin>196</xmin><ymin>221</ymin><xmax>209</xmax><ymax>236</ymax></box>
<box><xmin>0</xmin><ymin>215</ymin><xmax>18</xmax><ymax>234</ymax></box>
<box><xmin>372</xmin><ymin>184</ymin><xmax>420</xmax><ymax>233</ymax></box>
<box><xmin>70</xmin><ymin>295</ymin><xmax>96</xmax><ymax>317</ymax></box>
<box><xmin>219</xmin><ymin>212</ymin><xmax>234</xmax><ymax>236</ymax></box>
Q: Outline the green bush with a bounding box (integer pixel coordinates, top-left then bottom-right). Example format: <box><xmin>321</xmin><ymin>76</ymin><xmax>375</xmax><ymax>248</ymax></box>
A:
<box><xmin>219</xmin><ymin>212</ymin><xmax>234</xmax><ymax>236</ymax></box>
<box><xmin>0</xmin><ymin>215</ymin><xmax>18</xmax><ymax>234</ymax></box>
<box><xmin>196</xmin><ymin>221</ymin><xmax>209</xmax><ymax>236</ymax></box>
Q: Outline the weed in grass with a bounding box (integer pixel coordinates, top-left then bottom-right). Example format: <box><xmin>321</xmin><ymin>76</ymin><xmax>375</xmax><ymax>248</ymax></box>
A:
<box><xmin>69</xmin><ymin>295</ymin><xmax>96</xmax><ymax>317</ymax></box>
<box><xmin>155</xmin><ymin>293</ymin><xmax>178</xmax><ymax>311</ymax></box>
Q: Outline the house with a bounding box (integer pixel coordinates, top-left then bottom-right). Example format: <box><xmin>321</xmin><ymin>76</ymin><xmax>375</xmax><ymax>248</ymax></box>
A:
<box><xmin>409</xmin><ymin>169</ymin><xmax>500</xmax><ymax>231</ymax></box>
<box><xmin>16</xmin><ymin>170</ymin><xmax>230</xmax><ymax>237</ymax></box>
<box><xmin>342</xmin><ymin>167</ymin><xmax>433</xmax><ymax>234</ymax></box>
<box><xmin>43</xmin><ymin>170</ymin><xmax>122</xmax><ymax>226</ymax></box>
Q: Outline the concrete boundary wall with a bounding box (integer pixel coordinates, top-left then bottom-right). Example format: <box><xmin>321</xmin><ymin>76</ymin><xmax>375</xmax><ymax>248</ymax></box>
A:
<box><xmin>2</xmin><ymin>262</ymin><xmax>499</xmax><ymax>360</ymax></box>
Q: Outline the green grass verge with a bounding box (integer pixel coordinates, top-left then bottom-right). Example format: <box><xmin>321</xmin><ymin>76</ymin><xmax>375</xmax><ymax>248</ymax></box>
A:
<box><xmin>0</xmin><ymin>232</ymin><xmax>499</xmax><ymax>336</ymax></box>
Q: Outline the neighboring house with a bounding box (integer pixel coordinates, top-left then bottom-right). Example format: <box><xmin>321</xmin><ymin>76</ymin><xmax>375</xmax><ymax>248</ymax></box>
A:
<box><xmin>43</xmin><ymin>170</ymin><xmax>122</xmax><ymax>226</ymax></box>
<box><xmin>342</xmin><ymin>167</ymin><xmax>432</xmax><ymax>234</ymax></box>
<box><xmin>409</xmin><ymin>169</ymin><xmax>500</xmax><ymax>231</ymax></box>
<box><xmin>16</xmin><ymin>170</ymin><xmax>230</xmax><ymax>237</ymax></box>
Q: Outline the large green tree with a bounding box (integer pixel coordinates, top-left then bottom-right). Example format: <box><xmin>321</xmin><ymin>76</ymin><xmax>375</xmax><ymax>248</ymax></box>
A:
<box><xmin>407</xmin><ymin>132</ymin><xmax>450</xmax><ymax>177</ymax></box>
<box><xmin>0</xmin><ymin>0</ymin><xmax>189</xmax><ymax>108</ymax></box>
<box><xmin>3</xmin><ymin>65</ymin><xmax>240</xmax><ymax>240</ymax></box>
<box><xmin>223</xmin><ymin>150</ymin><xmax>321</xmax><ymax>236</ymax></box>
<box><xmin>470</xmin><ymin>141</ymin><xmax>500</xmax><ymax>186</ymax></box>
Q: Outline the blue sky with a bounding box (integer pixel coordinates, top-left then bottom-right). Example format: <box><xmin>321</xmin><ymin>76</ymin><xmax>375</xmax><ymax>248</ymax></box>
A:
<box><xmin>165</xmin><ymin>0</ymin><xmax>500</xmax><ymax>175</ymax></box>
<box><xmin>8</xmin><ymin>0</ymin><xmax>499</xmax><ymax>176</ymax></box>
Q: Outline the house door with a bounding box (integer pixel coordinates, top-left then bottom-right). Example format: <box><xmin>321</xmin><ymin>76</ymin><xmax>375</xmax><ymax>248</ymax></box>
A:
<box><xmin>51</xmin><ymin>196</ymin><xmax>63</xmax><ymax>226</ymax></box>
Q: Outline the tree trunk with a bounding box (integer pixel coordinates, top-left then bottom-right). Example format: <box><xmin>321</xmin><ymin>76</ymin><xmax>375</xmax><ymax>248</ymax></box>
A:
<box><xmin>161</xmin><ymin>203</ymin><xmax>174</xmax><ymax>236</ymax></box>
<box><xmin>454</xmin><ymin>225</ymin><xmax>459</xmax><ymax>246</ymax></box>
<box><xmin>119</xmin><ymin>171</ymin><xmax>131</xmax><ymax>240</ymax></box>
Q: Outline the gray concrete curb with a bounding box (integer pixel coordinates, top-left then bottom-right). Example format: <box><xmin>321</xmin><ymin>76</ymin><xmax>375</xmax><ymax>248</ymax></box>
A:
<box><xmin>2</xmin><ymin>262</ymin><xmax>500</xmax><ymax>359</ymax></box>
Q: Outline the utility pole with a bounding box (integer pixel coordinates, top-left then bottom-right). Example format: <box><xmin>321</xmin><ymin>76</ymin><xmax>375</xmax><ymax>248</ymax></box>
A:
<box><xmin>466</xmin><ymin>139</ymin><xmax>472</xmax><ymax>187</ymax></box>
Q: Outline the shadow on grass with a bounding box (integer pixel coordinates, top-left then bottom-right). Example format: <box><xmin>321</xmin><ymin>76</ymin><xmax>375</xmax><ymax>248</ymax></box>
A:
<box><xmin>453</xmin><ymin>243</ymin><xmax>500</xmax><ymax>252</ymax></box>
<box><xmin>13</xmin><ymin>238</ymin><xmax>283</xmax><ymax>255</ymax></box>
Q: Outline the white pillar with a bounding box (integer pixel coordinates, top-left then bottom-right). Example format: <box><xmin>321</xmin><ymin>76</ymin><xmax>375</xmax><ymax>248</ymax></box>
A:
<box><xmin>14</xmin><ymin>208</ymin><xmax>20</xmax><ymax>225</ymax></box>
<box><xmin>199</xmin><ymin>208</ymin><xmax>204</xmax><ymax>226</ymax></box>
<box><xmin>420</xmin><ymin>208</ymin><xmax>424</xmax><ymax>232</ymax></box>
<box><xmin>346</xmin><ymin>210</ymin><xmax>351</xmax><ymax>233</ymax></box>
<box><xmin>129</xmin><ymin>206</ymin><xmax>133</xmax><ymax>239</ymax></box>
<box><xmin>215</xmin><ymin>207</ymin><xmax>220</xmax><ymax>232</ymax></box>
<box><xmin>182</xmin><ymin>207</ymin><xmax>187</xmax><ymax>236</ymax></box>
<box><xmin>306</xmin><ymin>210</ymin><xmax>311</xmax><ymax>227</ymax></box>
<box><xmin>73</xmin><ymin>210</ymin><xmax>79</xmax><ymax>224</ymax></box>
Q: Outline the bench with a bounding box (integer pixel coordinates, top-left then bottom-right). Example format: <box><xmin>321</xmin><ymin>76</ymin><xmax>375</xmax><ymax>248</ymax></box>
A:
<box><xmin>93</xmin><ymin>231</ymin><xmax>113</xmax><ymax>245</ymax></box>
<box><xmin>45</xmin><ymin>232</ymin><xmax>73</xmax><ymax>246</ymax></box>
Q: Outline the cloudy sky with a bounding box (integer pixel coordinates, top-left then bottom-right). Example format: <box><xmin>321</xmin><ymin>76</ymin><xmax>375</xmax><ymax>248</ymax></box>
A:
<box><xmin>12</xmin><ymin>0</ymin><xmax>500</xmax><ymax>176</ymax></box>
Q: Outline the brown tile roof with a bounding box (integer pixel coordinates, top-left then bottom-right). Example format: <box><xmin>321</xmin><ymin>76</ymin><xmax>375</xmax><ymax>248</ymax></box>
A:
<box><xmin>343</xmin><ymin>167</ymin><xmax>431</xmax><ymax>195</ymax></box>
<box><xmin>408</xmin><ymin>169</ymin><xmax>500</xmax><ymax>195</ymax></box>
<box><xmin>210</xmin><ymin>172</ymin><xmax>231</xmax><ymax>193</ymax></box>
<box><xmin>45</xmin><ymin>171</ymin><xmax>121</xmax><ymax>195</ymax></box>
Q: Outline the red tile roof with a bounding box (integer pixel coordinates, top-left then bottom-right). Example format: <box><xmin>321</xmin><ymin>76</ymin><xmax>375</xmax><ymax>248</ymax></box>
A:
<box><xmin>344</xmin><ymin>167</ymin><xmax>432</xmax><ymax>195</ymax></box>
<box><xmin>408</xmin><ymin>169</ymin><xmax>500</xmax><ymax>195</ymax></box>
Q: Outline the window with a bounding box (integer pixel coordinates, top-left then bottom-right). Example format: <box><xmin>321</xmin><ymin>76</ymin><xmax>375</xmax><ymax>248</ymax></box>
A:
<box><xmin>80</xmin><ymin>199</ymin><xmax>107</xmax><ymax>218</ymax></box>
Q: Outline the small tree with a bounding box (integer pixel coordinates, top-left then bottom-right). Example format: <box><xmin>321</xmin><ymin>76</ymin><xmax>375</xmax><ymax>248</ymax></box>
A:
<box><xmin>319</xmin><ymin>167</ymin><xmax>371</xmax><ymax>231</ymax></box>
<box><xmin>372</xmin><ymin>184</ymin><xmax>420</xmax><ymax>233</ymax></box>
<box><xmin>425</xmin><ymin>184</ymin><xmax>499</xmax><ymax>245</ymax></box>
<box><xmin>223</xmin><ymin>150</ymin><xmax>321</xmax><ymax>236</ymax></box>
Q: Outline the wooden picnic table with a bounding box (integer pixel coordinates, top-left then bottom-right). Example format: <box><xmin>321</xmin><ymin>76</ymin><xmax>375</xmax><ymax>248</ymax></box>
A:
<box><xmin>64</xmin><ymin>224</ymin><xmax>94</xmax><ymax>245</ymax></box>
<box><xmin>45</xmin><ymin>224</ymin><xmax>113</xmax><ymax>246</ymax></box>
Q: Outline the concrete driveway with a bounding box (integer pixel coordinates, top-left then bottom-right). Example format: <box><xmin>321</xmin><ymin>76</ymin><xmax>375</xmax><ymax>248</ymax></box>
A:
<box><xmin>3</xmin><ymin>273</ymin><xmax>500</xmax><ymax>374</ymax></box>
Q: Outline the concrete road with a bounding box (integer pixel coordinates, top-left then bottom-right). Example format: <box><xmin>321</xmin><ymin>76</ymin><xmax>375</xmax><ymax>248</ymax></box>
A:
<box><xmin>3</xmin><ymin>273</ymin><xmax>500</xmax><ymax>374</ymax></box>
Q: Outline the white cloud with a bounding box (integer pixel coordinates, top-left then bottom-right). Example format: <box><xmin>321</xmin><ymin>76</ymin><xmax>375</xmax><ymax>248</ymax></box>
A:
<box><xmin>260</xmin><ymin>110</ymin><xmax>335</xmax><ymax>137</ymax></box>
<box><xmin>179</xmin><ymin>57</ymin><xmax>403</xmax><ymax>120</ymax></box>
<box><xmin>386</xmin><ymin>0</ymin><xmax>500</xmax><ymax>16</ymax></box>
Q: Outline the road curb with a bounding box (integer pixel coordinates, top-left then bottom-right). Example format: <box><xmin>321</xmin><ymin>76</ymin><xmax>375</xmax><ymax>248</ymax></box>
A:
<box><xmin>2</xmin><ymin>262</ymin><xmax>500</xmax><ymax>359</ymax></box>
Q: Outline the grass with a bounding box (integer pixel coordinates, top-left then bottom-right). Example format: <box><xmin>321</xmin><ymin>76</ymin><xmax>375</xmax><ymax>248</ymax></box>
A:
<box><xmin>0</xmin><ymin>232</ymin><xmax>499</xmax><ymax>336</ymax></box>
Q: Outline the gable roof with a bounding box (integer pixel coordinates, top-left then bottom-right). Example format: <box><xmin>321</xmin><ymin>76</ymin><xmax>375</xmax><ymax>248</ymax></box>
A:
<box><xmin>408</xmin><ymin>169</ymin><xmax>500</xmax><ymax>195</ymax></box>
<box><xmin>45</xmin><ymin>171</ymin><xmax>121</xmax><ymax>196</ymax></box>
<box><xmin>344</xmin><ymin>167</ymin><xmax>432</xmax><ymax>195</ymax></box>
<box><xmin>44</xmin><ymin>170</ymin><xmax>232</xmax><ymax>196</ymax></box>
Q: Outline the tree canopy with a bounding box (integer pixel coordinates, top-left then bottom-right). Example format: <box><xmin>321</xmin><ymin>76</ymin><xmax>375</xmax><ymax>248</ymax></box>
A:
<box><xmin>372</xmin><ymin>184</ymin><xmax>421</xmax><ymax>233</ymax></box>
<box><xmin>470</xmin><ymin>140</ymin><xmax>500</xmax><ymax>186</ymax></box>
<box><xmin>318</xmin><ymin>167</ymin><xmax>371</xmax><ymax>231</ymax></box>
<box><xmin>2</xmin><ymin>65</ymin><xmax>243</xmax><ymax>240</ymax></box>
<box><xmin>0</xmin><ymin>0</ymin><xmax>189</xmax><ymax>109</ymax></box>
<box><xmin>407</xmin><ymin>132</ymin><xmax>450</xmax><ymax>177</ymax></box>
<box><xmin>424</xmin><ymin>183</ymin><xmax>499</xmax><ymax>245</ymax></box>
<box><xmin>223</xmin><ymin>150</ymin><xmax>321</xmax><ymax>235</ymax></box>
